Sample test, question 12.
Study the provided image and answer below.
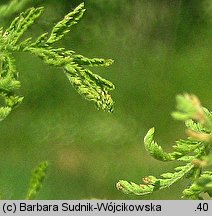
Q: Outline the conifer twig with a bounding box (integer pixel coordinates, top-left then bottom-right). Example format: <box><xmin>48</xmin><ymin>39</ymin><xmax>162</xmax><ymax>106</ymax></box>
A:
<box><xmin>0</xmin><ymin>2</ymin><xmax>115</xmax><ymax>123</ymax></box>
<box><xmin>117</xmin><ymin>94</ymin><xmax>212</xmax><ymax>199</ymax></box>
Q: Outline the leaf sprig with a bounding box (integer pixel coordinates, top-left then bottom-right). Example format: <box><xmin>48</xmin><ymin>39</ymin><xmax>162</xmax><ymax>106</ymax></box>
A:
<box><xmin>26</xmin><ymin>161</ymin><xmax>49</xmax><ymax>200</ymax></box>
<box><xmin>0</xmin><ymin>2</ymin><xmax>114</xmax><ymax>123</ymax></box>
<box><xmin>117</xmin><ymin>94</ymin><xmax>212</xmax><ymax>199</ymax></box>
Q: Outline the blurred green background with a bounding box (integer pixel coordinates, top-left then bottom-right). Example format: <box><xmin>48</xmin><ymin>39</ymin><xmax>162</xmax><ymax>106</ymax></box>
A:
<box><xmin>0</xmin><ymin>0</ymin><xmax>211</xmax><ymax>199</ymax></box>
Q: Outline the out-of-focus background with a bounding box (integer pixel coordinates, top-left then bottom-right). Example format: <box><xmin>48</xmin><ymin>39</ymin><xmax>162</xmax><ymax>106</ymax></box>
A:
<box><xmin>0</xmin><ymin>0</ymin><xmax>211</xmax><ymax>199</ymax></box>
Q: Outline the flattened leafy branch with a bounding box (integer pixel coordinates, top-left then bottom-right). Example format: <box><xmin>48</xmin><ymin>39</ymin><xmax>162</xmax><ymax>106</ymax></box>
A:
<box><xmin>117</xmin><ymin>94</ymin><xmax>212</xmax><ymax>199</ymax></box>
<box><xmin>0</xmin><ymin>2</ymin><xmax>115</xmax><ymax>123</ymax></box>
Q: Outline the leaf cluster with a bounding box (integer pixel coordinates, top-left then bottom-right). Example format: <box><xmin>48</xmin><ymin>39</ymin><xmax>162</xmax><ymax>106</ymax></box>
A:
<box><xmin>0</xmin><ymin>2</ymin><xmax>114</xmax><ymax>123</ymax></box>
<box><xmin>117</xmin><ymin>94</ymin><xmax>212</xmax><ymax>199</ymax></box>
<box><xmin>0</xmin><ymin>0</ymin><xmax>114</xmax><ymax>200</ymax></box>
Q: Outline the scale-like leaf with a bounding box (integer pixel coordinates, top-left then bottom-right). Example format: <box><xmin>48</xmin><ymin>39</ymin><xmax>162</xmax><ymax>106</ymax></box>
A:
<box><xmin>4</xmin><ymin>7</ymin><xmax>44</xmax><ymax>46</ymax></box>
<box><xmin>0</xmin><ymin>107</ymin><xmax>11</xmax><ymax>121</ymax></box>
<box><xmin>117</xmin><ymin>163</ymin><xmax>194</xmax><ymax>195</ymax></box>
<box><xmin>144</xmin><ymin>128</ymin><xmax>175</xmax><ymax>161</ymax></box>
<box><xmin>47</xmin><ymin>3</ymin><xmax>85</xmax><ymax>44</ymax></box>
<box><xmin>64</xmin><ymin>63</ymin><xmax>114</xmax><ymax>112</ymax></box>
<box><xmin>73</xmin><ymin>54</ymin><xmax>114</xmax><ymax>67</ymax></box>
<box><xmin>26</xmin><ymin>161</ymin><xmax>48</xmax><ymax>200</ymax></box>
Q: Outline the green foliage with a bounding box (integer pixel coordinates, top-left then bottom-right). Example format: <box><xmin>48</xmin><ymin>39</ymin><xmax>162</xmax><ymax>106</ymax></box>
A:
<box><xmin>117</xmin><ymin>94</ymin><xmax>212</xmax><ymax>199</ymax></box>
<box><xmin>0</xmin><ymin>2</ymin><xmax>114</xmax><ymax>123</ymax></box>
<box><xmin>0</xmin><ymin>1</ymin><xmax>114</xmax><ymax>199</ymax></box>
<box><xmin>46</xmin><ymin>3</ymin><xmax>85</xmax><ymax>45</ymax></box>
<box><xmin>26</xmin><ymin>161</ymin><xmax>49</xmax><ymax>200</ymax></box>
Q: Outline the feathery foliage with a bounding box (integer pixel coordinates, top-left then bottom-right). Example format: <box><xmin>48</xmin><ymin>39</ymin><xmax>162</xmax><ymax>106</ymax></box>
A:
<box><xmin>26</xmin><ymin>161</ymin><xmax>49</xmax><ymax>200</ymax></box>
<box><xmin>117</xmin><ymin>94</ymin><xmax>212</xmax><ymax>199</ymax></box>
<box><xmin>0</xmin><ymin>2</ymin><xmax>114</xmax><ymax>123</ymax></box>
<box><xmin>0</xmin><ymin>1</ymin><xmax>114</xmax><ymax>199</ymax></box>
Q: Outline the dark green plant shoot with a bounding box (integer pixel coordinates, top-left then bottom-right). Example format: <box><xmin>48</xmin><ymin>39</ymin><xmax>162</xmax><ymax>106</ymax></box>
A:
<box><xmin>117</xmin><ymin>94</ymin><xmax>212</xmax><ymax>199</ymax></box>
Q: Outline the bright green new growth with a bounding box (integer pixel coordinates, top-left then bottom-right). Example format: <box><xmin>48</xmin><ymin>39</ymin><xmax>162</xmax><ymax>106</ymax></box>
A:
<box><xmin>0</xmin><ymin>2</ymin><xmax>114</xmax><ymax>123</ymax></box>
<box><xmin>117</xmin><ymin>94</ymin><xmax>212</xmax><ymax>199</ymax></box>
<box><xmin>26</xmin><ymin>161</ymin><xmax>49</xmax><ymax>200</ymax></box>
